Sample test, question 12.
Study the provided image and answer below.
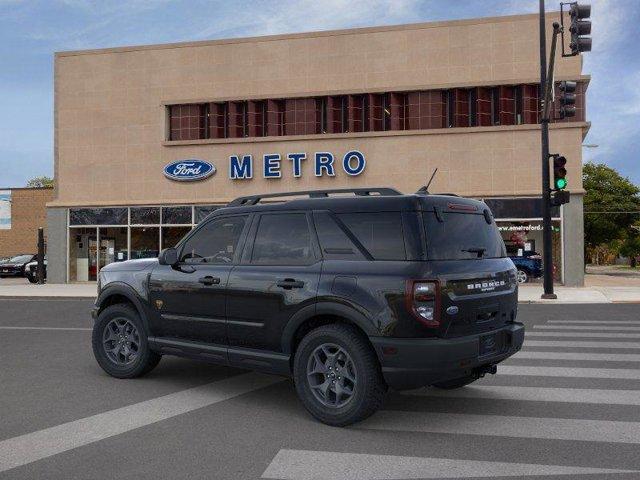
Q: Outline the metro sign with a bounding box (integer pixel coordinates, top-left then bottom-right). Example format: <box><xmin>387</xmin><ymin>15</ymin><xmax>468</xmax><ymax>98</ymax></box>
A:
<box><xmin>229</xmin><ymin>150</ymin><xmax>366</xmax><ymax>179</ymax></box>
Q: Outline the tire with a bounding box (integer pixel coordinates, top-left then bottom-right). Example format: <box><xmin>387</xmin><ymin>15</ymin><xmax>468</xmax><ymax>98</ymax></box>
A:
<box><xmin>92</xmin><ymin>303</ymin><xmax>161</xmax><ymax>379</ymax></box>
<box><xmin>293</xmin><ymin>324</ymin><xmax>387</xmax><ymax>427</ymax></box>
<box><xmin>516</xmin><ymin>269</ymin><xmax>528</xmax><ymax>284</ymax></box>
<box><xmin>432</xmin><ymin>375</ymin><xmax>478</xmax><ymax>390</ymax></box>
<box><xmin>27</xmin><ymin>274</ymin><xmax>37</xmax><ymax>284</ymax></box>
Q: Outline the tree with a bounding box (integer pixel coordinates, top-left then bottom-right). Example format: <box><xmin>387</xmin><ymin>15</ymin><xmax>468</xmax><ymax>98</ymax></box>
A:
<box><xmin>583</xmin><ymin>163</ymin><xmax>640</xmax><ymax>250</ymax></box>
<box><xmin>26</xmin><ymin>176</ymin><xmax>54</xmax><ymax>188</ymax></box>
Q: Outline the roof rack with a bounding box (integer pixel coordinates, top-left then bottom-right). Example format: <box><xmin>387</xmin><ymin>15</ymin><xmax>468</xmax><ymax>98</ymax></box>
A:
<box><xmin>227</xmin><ymin>188</ymin><xmax>402</xmax><ymax>207</ymax></box>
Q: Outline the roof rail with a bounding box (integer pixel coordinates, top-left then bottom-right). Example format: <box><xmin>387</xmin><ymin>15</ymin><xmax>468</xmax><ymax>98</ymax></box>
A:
<box><xmin>227</xmin><ymin>188</ymin><xmax>402</xmax><ymax>207</ymax></box>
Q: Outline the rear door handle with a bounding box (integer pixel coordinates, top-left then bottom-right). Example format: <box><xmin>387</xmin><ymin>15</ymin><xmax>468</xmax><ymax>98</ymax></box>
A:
<box><xmin>198</xmin><ymin>276</ymin><xmax>221</xmax><ymax>286</ymax></box>
<box><xmin>276</xmin><ymin>278</ymin><xmax>304</xmax><ymax>289</ymax></box>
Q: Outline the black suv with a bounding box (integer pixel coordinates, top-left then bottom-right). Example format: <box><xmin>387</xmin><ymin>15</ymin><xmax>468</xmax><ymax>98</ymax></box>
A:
<box><xmin>92</xmin><ymin>188</ymin><xmax>524</xmax><ymax>426</ymax></box>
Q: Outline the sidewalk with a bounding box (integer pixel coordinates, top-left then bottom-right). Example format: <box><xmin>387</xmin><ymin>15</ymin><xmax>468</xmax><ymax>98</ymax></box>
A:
<box><xmin>518</xmin><ymin>285</ymin><xmax>640</xmax><ymax>303</ymax></box>
<box><xmin>0</xmin><ymin>280</ymin><xmax>638</xmax><ymax>303</ymax></box>
<box><xmin>0</xmin><ymin>281</ymin><xmax>97</xmax><ymax>298</ymax></box>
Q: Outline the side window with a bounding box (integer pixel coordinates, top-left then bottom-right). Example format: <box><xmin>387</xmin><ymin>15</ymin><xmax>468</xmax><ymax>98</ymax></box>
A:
<box><xmin>338</xmin><ymin>212</ymin><xmax>406</xmax><ymax>260</ymax></box>
<box><xmin>251</xmin><ymin>213</ymin><xmax>314</xmax><ymax>265</ymax></box>
<box><xmin>180</xmin><ymin>216</ymin><xmax>247</xmax><ymax>264</ymax></box>
<box><xmin>313</xmin><ymin>212</ymin><xmax>366</xmax><ymax>261</ymax></box>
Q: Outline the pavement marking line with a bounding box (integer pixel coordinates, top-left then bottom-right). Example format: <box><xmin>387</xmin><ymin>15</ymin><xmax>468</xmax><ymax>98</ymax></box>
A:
<box><xmin>0</xmin><ymin>326</ymin><xmax>92</xmax><ymax>331</ymax></box>
<box><xmin>547</xmin><ymin>320</ymin><xmax>640</xmax><ymax>325</ymax></box>
<box><xmin>515</xmin><ymin>351</ymin><xmax>640</xmax><ymax>361</ymax></box>
<box><xmin>526</xmin><ymin>331</ymin><xmax>640</xmax><ymax>339</ymax></box>
<box><xmin>534</xmin><ymin>325</ymin><xmax>640</xmax><ymax>331</ymax></box>
<box><xmin>525</xmin><ymin>340</ymin><xmax>640</xmax><ymax>349</ymax></box>
<box><xmin>360</xmin><ymin>410</ymin><xmax>640</xmax><ymax>444</ymax></box>
<box><xmin>404</xmin><ymin>385</ymin><xmax>640</xmax><ymax>406</ymax></box>
<box><xmin>261</xmin><ymin>449</ymin><xmax>636</xmax><ymax>479</ymax></box>
<box><xmin>498</xmin><ymin>365</ymin><xmax>640</xmax><ymax>379</ymax></box>
<box><xmin>0</xmin><ymin>372</ymin><xmax>282</xmax><ymax>473</ymax></box>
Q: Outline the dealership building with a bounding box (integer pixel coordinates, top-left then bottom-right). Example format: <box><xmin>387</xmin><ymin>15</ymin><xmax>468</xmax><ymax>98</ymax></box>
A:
<box><xmin>47</xmin><ymin>12</ymin><xmax>589</xmax><ymax>285</ymax></box>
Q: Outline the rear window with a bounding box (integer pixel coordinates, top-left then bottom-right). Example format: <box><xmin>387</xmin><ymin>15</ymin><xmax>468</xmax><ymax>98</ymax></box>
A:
<box><xmin>423</xmin><ymin>212</ymin><xmax>506</xmax><ymax>260</ymax></box>
<box><xmin>338</xmin><ymin>212</ymin><xmax>406</xmax><ymax>260</ymax></box>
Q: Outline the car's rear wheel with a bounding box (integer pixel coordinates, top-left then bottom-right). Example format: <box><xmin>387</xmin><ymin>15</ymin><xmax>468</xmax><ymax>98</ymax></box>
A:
<box><xmin>516</xmin><ymin>269</ymin><xmax>528</xmax><ymax>284</ymax></box>
<box><xmin>432</xmin><ymin>375</ymin><xmax>478</xmax><ymax>389</ymax></box>
<box><xmin>293</xmin><ymin>324</ymin><xmax>387</xmax><ymax>427</ymax></box>
<box><xmin>27</xmin><ymin>274</ymin><xmax>37</xmax><ymax>283</ymax></box>
<box><xmin>92</xmin><ymin>303</ymin><xmax>161</xmax><ymax>378</ymax></box>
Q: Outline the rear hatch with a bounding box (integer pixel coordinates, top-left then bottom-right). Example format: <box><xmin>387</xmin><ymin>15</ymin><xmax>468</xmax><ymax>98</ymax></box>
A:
<box><xmin>422</xmin><ymin>204</ymin><xmax>518</xmax><ymax>341</ymax></box>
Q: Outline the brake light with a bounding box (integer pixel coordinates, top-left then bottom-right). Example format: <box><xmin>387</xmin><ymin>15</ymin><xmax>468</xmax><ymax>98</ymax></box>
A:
<box><xmin>406</xmin><ymin>280</ymin><xmax>440</xmax><ymax>327</ymax></box>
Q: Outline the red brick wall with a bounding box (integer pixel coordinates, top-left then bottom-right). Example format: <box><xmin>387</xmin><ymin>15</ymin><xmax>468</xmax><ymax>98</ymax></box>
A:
<box><xmin>0</xmin><ymin>188</ymin><xmax>54</xmax><ymax>258</ymax></box>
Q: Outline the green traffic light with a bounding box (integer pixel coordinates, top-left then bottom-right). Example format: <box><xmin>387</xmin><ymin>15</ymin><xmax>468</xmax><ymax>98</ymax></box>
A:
<box><xmin>555</xmin><ymin>178</ymin><xmax>567</xmax><ymax>190</ymax></box>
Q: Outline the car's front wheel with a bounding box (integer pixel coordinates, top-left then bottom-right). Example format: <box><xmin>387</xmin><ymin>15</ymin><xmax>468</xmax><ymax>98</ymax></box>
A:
<box><xmin>293</xmin><ymin>324</ymin><xmax>387</xmax><ymax>427</ymax></box>
<box><xmin>92</xmin><ymin>303</ymin><xmax>161</xmax><ymax>378</ymax></box>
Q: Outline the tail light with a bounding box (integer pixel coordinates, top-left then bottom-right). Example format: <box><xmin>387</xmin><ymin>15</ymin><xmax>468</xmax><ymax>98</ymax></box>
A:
<box><xmin>406</xmin><ymin>280</ymin><xmax>440</xmax><ymax>327</ymax></box>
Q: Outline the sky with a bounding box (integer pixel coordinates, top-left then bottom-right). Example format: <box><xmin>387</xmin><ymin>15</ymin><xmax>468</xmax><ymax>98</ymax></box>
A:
<box><xmin>0</xmin><ymin>0</ymin><xmax>638</xmax><ymax>187</ymax></box>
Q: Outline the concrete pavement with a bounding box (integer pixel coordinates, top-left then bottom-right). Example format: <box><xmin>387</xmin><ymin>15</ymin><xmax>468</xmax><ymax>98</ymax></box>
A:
<box><xmin>1</xmin><ymin>300</ymin><xmax>639</xmax><ymax>479</ymax></box>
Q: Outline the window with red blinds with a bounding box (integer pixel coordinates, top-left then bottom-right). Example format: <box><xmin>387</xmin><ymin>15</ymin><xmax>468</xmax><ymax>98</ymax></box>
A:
<box><xmin>169</xmin><ymin>104</ymin><xmax>205</xmax><ymax>141</ymax></box>
<box><xmin>166</xmin><ymin>82</ymin><xmax>578</xmax><ymax>141</ymax></box>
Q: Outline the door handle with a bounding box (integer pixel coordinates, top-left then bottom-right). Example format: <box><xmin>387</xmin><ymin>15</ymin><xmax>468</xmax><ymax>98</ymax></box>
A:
<box><xmin>198</xmin><ymin>276</ymin><xmax>221</xmax><ymax>286</ymax></box>
<box><xmin>276</xmin><ymin>278</ymin><xmax>304</xmax><ymax>289</ymax></box>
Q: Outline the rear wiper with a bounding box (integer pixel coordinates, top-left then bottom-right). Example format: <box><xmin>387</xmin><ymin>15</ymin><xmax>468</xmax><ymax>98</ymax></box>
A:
<box><xmin>462</xmin><ymin>247</ymin><xmax>486</xmax><ymax>258</ymax></box>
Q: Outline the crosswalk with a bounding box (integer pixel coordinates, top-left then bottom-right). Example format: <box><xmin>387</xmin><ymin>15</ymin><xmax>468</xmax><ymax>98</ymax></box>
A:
<box><xmin>263</xmin><ymin>315</ymin><xmax>640</xmax><ymax>479</ymax></box>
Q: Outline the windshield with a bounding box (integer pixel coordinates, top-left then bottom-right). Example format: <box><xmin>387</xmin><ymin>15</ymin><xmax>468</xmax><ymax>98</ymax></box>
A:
<box><xmin>9</xmin><ymin>255</ymin><xmax>33</xmax><ymax>263</ymax></box>
<box><xmin>423</xmin><ymin>212</ymin><xmax>506</xmax><ymax>260</ymax></box>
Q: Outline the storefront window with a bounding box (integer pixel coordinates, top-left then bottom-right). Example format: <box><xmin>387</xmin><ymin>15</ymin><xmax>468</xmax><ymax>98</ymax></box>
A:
<box><xmin>195</xmin><ymin>205</ymin><xmax>219</xmax><ymax>223</ymax></box>
<box><xmin>162</xmin><ymin>226</ymin><xmax>192</xmax><ymax>249</ymax></box>
<box><xmin>130</xmin><ymin>207</ymin><xmax>160</xmax><ymax>225</ymax></box>
<box><xmin>98</xmin><ymin>227</ymin><xmax>128</xmax><ymax>270</ymax></box>
<box><xmin>69</xmin><ymin>228</ymin><xmax>97</xmax><ymax>282</ymax></box>
<box><xmin>130</xmin><ymin>227</ymin><xmax>160</xmax><ymax>260</ymax></box>
<box><xmin>69</xmin><ymin>208</ymin><xmax>127</xmax><ymax>226</ymax></box>
<box><xmin>162</xmin><ymin>206</ymin><xmax>192</xmax><ymax>224</ymax></box>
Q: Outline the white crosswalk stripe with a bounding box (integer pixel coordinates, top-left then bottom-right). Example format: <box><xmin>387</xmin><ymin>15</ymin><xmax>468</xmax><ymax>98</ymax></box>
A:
<box><xmin>534</xmin><ymin>325</ymin><xmax>640</xmax><ymax>331</ymax></box>
<box><xmin>515</xmin><ymin>350</ymin><xmax>640</xmax><ymax>361</ymax></box>
<box><xmin>405</xmin><ymin>385</ymin><xmax>640</xmax><ymax>405</ymax></box>
<box><xmin>498</xmin><ymin>365</ymin><xmax>640</xmax><ymax>379</ymax></box>
<box><xmin>261</xmin><ymin>449</ymin><xmax>636</xmax><ymax>479</ymax></box>
<box><xmin>547</xmin><ymin>320</ymin><xmax>640</xmax><ymax>325</ymax></box>
<box><xmin>525</xmin><ymin>340</ymin><xmax>640</xmax><ymax>349</ymax></box>
<box><xmin>527</xmin><ymin>330</ymin><xmax>640</xmax><ymax>338</ymax></box>
<box><xmin>360</xmin><ymin>410</ymin><xmax>640</xmax><ymax>444</ymax></box>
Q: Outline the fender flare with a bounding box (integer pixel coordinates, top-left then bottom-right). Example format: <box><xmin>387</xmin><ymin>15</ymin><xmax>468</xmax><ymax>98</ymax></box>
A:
<box><xmin>280</xmin><ymin>301</ymin><xmax>377</xmax><ymax>354</ymax></box>
<box><xmin>95</xmin><ymin>282</ymin><xmax>150</xmax><ymax>331</ymax></box>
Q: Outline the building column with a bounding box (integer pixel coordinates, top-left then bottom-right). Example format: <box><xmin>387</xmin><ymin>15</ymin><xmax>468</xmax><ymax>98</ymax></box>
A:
<box><xmin>46</xmin><ymin>207</ymin><xmax>67</xmax><ymax>283</ymax></box>
<box><xmin>561</xmin><ymin>193</ymin><xmax>585</xmax><ymax>287</ymax></box>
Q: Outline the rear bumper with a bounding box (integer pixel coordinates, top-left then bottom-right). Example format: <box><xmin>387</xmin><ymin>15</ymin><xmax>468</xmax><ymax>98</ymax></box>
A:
<box><xmin>370</xmin><ymin>322</ymin><xmax>525</xmax><ymax>390</ymax></box>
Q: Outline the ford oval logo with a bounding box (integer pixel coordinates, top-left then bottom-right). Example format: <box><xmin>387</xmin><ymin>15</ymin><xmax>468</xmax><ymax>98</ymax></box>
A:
<box><xmin>163</xmin><ymin>160</ymin><xmax>215</xmax><ymax>181</ymax></box>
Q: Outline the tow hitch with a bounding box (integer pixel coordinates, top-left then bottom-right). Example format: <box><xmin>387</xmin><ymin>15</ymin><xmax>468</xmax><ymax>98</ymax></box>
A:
<box><xmin>473</xmin><ymin>364</ymin><xmax>497</xmax><ymax>379</ymax></box>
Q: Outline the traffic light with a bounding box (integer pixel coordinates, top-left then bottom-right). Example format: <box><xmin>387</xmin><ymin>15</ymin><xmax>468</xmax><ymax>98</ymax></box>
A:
<box><xmin>551</xmin><ymin>190</ymin><xmax>570</xmax><ymax>207</ymax></box>
<box><xmin>551</xmin><ymin>154</ymin><xmax>568</xmax><ymax>190</ymax></box>
<box><xmin>558</xmin><ymin>81</ymin><xmax>577</xmax><ymax>119</ymax></box>
<box><xmin>569</xmin><ymin>3</ymin><xmax>592</xmax><ymax>55</ymax></box>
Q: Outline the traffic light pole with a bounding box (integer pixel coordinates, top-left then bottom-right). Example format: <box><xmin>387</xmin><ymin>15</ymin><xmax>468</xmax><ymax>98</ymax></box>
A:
<box><xmin>539</xmin><ymin>0</ymin><xmax>557</xmax><ymax>299</ymax></box>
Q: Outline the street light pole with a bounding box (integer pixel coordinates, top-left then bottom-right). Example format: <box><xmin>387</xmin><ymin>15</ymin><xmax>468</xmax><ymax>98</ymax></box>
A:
<box><xmin>539</xmin><ymin>0</ymin><xmax>557</xmax><ymax>299</ymax></box>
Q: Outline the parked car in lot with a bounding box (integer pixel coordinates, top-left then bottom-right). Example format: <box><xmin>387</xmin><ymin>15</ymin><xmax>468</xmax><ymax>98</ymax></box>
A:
<box><xmin>91</xmin><ymin>188</ymin><xmax>524</xmax><ymax>426</ymax></box>
<box><xmin>0</xmin><ymin>254</ymin><xmax>36</xmax><ymax>278</ymax></box>
<box><xmin>509</xmin><ymin>252</ymin><xmax>543</xmax><ymax>284</ymax></box>
<box><xmin>25</xmin><ymin>257</ymin><xmax>47</xmax><ymax>283</ymax></box>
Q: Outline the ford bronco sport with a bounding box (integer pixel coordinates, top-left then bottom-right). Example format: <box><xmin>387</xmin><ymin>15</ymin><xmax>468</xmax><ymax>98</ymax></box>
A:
<box><xmin>92</xmin><ymin>188</ymin><xmax>524</xmax><ymax>426</ymax></box>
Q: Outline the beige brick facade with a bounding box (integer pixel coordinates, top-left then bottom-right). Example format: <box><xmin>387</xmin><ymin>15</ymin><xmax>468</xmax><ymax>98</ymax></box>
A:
<box><xmin>0</xmin><ymin>188</ymin><xmax>53</xmax><ymax>257</ymax></box>
<box><xmin>51</xmin><ymin>13</ymin><xmax>587</xmax><ymax>208</ymax></box>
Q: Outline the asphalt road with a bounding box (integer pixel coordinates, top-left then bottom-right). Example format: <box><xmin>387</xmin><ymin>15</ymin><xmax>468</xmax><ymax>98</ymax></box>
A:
<box><xmin>1</xmin><ymin>299</ymin><xmax>639</xmax><ymax>479</ymax></box>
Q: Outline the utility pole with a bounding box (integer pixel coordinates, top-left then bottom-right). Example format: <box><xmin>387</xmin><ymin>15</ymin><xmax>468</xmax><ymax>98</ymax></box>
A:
<box><xmin>539</xmin><ymin>0</ymin><xmax>556</xmax><ymax>299</ymax></box>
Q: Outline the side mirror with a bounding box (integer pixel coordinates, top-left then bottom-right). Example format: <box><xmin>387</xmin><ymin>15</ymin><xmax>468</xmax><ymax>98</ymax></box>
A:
<box><xmin>158</xmin><ymin>247</ymin><xmax>178</xmax><ymax>266</ymax></box>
